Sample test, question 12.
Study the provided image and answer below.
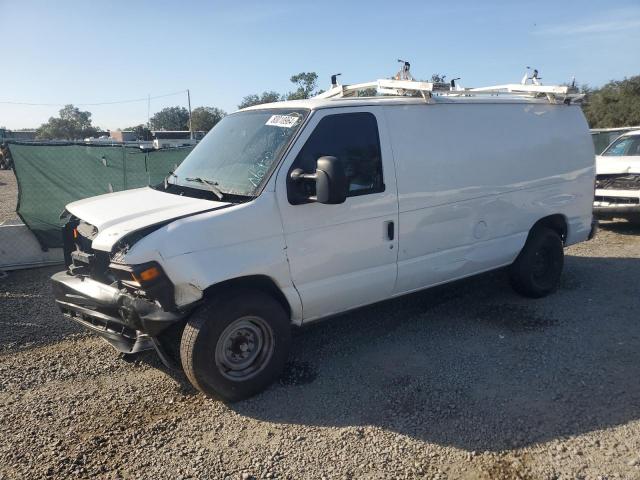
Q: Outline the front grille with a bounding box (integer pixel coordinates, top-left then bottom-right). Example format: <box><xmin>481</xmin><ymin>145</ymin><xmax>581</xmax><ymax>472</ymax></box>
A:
<box><xmin>64</xmin><ymin>218</ymin><xmax>111</xmax><ymax>281</ymax></box>
<box><xmin>594</xmin><ymin>195</ymin><xmax>640</xmax><ymax>205</ymax></box>
<box><xmin>596</xmin><ymin>174</ymin><xmax>640</xmax><ymax>190</ymax></box>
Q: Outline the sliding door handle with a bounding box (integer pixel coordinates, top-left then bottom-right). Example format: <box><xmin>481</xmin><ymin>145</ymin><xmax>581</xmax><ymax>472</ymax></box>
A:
<box><xmin>385</xmin><ymin>221</ymin><xmax>394</xmax><ymax>241</ymax></box>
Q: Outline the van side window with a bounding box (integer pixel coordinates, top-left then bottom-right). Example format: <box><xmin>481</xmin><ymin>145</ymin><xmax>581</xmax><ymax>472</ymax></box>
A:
<box><xmin>291</xmin><ymin>112</ymin><xmax>384</xmax><ymax>198</ymax></box>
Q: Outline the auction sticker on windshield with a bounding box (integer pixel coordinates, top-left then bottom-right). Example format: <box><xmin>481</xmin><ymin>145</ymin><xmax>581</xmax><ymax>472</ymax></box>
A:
<box><xmin>265</xmin><ymin>114</ymin><xmax>299</xmax><ymax>128</ymax></box>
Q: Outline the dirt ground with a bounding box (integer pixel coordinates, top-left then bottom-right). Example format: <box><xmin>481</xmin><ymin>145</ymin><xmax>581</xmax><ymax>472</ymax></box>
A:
<box><xmin>1</xmin><ymin>209</ymin><xmax>640</xmax><ymax>478</ymax></box>
<box><xmin>0</xmin><ymin>170</ymin><xmax>19</xmax><ymax>224</ymax></box>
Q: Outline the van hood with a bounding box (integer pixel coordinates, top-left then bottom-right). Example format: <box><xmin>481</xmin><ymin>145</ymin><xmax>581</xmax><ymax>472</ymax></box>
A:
<box><xmin>596</xmin><ymin>155</ymin><xmax>640</xmax><ymax>175</ymax></box>
<box><xmin>66</xmin><ymin>187</ymin><xmax>230</xmax><ymax>252</ymax></box>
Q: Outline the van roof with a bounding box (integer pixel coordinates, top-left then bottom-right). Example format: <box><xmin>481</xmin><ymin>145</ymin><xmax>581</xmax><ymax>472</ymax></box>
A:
<box><xmin>240</xmin><ymin>94</ymin><xmax>575</xmax><ymax>113</ymax></box>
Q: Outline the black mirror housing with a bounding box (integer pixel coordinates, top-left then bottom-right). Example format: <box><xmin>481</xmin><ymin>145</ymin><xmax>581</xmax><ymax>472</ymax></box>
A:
<box><xmin>288</xmin><ymin>156</ymin><xmax>348</xmax><ymax>205</ymax></box>
<box><xmin>315</xmin><ymin>156</ymin><xmax>348</xmax><ymax>204</ymax></box>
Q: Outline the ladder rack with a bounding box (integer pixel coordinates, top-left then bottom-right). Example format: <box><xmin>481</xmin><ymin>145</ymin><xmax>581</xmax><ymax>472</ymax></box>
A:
<box><xmin>314</xmin><ymin>78</ymin><xmax>583</xmax><ymax>104</ymax></box>
<box><xmin>315</xmin><ymin>79</ymin><xmax>438</xmax><ymax>101</ymax></box>
<box><xmin>461</xmin><ymin>83</ymin><xmax>582</xmax><ymax>104</ymax></box>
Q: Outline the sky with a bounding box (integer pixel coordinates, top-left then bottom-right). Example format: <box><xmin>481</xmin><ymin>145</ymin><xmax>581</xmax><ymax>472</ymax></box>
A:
<box><xmin>1</xmin><ymin>0</ymin><xmax>639</xmax><ymax>130</ymax></box>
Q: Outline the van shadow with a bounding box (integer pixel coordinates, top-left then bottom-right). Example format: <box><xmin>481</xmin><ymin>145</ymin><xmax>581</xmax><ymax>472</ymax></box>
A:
<box><xmin>599</xmin><ymin>219</ymin><xmax>640</xmax><ymax>236</ymax></box>
<box><xmin>231</xmin><ymin>255</ymin><xmax>640</xmax><ymax>452</ymax></box>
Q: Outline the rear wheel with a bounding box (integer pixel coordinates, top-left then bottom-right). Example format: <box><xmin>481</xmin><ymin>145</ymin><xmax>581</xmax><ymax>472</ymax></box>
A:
<box><xmin>509</xmin><ymin>227</ymin><xmax>564</xmax><ymax>298</ymax></box>
<box><xmin>626</xmin><ymin>214</ymin><xmax>640</xmax><ymax>225</ymax></box>
<box><xmin>180</xmin><ymin>289</ymin><xmax>291</xmax><ymax>401</ymax></box>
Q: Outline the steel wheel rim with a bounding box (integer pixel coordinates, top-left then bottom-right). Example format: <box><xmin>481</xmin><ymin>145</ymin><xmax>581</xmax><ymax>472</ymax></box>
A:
<box><xmin>215</xmin><ymin>316</ymin><xmax>274</xmax><ymax>381</ymax></box>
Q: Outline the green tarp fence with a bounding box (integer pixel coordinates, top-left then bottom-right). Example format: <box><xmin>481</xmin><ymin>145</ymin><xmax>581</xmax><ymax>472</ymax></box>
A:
<box><xmin>8</xmin><ymin>143</ymin><xmax>193</xmax><ymax>249</ymax></box>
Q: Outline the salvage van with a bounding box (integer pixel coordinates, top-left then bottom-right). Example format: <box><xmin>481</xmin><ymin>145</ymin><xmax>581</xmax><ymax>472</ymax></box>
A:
<box><xmin>594</xmin><ymin>130</ymin><xmax>640</xmax><ymax>222</ymax></box>
<box><xmin>52</xmin><ymin>73</ymin><xmax>596</xmax><ymax>401</ymax></box>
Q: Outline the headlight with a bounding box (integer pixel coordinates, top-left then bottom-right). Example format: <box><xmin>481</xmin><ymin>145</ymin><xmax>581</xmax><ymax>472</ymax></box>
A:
<box><xmin>109</xmin><ymin>261</ymin><xmax>162</xmax><ymax>285</ymax></box>
<box><xmin>109</xmin><ymin>261</ymin><xmax>176</xmax><ymax>309</ymax></box>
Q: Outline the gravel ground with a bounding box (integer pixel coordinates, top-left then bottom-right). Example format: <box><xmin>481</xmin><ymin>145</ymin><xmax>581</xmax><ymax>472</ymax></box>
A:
<box><xmin>0</xmin><ymin>170</ymin><xmax>19</xmax><ymax>224</ymax></box>
<box><xmin>1</xmin><ymin>223</ymin><xmax>640</xmax><ymax>479</ymax></box>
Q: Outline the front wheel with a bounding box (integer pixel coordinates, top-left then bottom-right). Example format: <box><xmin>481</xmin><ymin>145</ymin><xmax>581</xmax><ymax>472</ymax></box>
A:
<box><xmin>180</xmin><ymin>289</ymin><xmax>291</xmax><ymax>401</ymax></box>
<box><xmin>509</xmin><ymin>227</ymin><xmax>564</xmax><ymax>298</ymax></box>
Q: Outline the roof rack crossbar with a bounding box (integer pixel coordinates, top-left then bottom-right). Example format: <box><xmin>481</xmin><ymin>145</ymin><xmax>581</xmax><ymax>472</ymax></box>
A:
<box><xmin>466</xmin><ymin>83</ymin><xmax>574</xmax><ymax>95</ymax></box>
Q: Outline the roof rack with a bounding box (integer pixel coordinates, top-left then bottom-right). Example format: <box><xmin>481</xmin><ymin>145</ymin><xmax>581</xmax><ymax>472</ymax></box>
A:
<box><xmin>315</xmin><ymin>79</ymin><xmax>440</xmax><ymax>101</ymax></box>
<box><xmin>314</xmin><ymin>65</ymin><xmax>584</xmax><ymax>105</ymax></box>
<box><xmin>460</xmin><ymin>83</ymin><xmax>582</xmax><ymax>104</ymax></box>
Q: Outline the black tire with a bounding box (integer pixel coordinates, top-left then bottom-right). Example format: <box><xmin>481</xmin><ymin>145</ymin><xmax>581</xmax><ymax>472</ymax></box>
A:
<box><xmin>626</xmin><ymin>214</ymin><xmax>640</xmax><ymax>225</ymax></box>
<box><xmin>180</xmin><ymin>289</ymin><xmax>291</xmax><ymax>402</ymax></box>
<box><xmin>509</xmin><ymin>227</ymin><xmax>564</xmax><ymax>298</ymax></box>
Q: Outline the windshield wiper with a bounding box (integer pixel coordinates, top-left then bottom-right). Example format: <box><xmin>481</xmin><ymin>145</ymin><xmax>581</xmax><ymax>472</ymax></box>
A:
<box><xmin>185</xmin><ymin>177</ymin><xmax>224</xmax><ymax>200</ymax></box>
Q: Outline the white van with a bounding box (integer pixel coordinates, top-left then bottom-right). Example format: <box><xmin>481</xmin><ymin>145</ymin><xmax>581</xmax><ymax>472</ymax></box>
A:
<box><xmin>594</xmin><ymin>130</ymin><xmax>640</xmax><ymax>222</ymax></box>
<box><xmin>52</xmin><ymin>79</ymin><xmax>596</xmax><ymax>401</ymax></box>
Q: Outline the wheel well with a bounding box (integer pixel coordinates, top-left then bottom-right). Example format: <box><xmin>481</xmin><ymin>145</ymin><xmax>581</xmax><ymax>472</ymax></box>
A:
<box><xmin>202</xmin><ymin>275</ymin><xmax>292</xmax><ymax>318</ymax></box>
<box><xmin>530</xmin><ymin>214</ymin><xmax>568</xmax><ymax>243</ymax></box>
<box><xmin>155</xmin><ymin>276</ymin><xmax>291</xmax><ymax>365</ymax></box>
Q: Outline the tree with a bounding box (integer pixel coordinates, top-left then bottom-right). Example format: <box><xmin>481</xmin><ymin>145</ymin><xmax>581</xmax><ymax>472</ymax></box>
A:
<box><xmin>285</xmin><ymin>72</ymin><xmax>320</xmax><ymax>100</ymax></box>
<box><xmin>123</xmin><ymin>124</ymin><xmax>153</xmax><ymax>141</ymax></box>
<box><xmin>149</xmin><ymin>106</ymin><xmax>189</xmax><ymax>130</ymax></box>
<box><xmin>238</xmin><ymin>72</ymin><xmax>325</xmax><ymax>109</ymax></box>
<box><xmin>36</xmin><ymin>104</ymin><xmax>98</xmax><ymax>140</ymax></box>
<box><xmin>430</xmin><ymin>73</ymin><xmax>447</xmax><ymax>83</ymax></box>
<box><xmin>190</xmin><ymin>106</ymin><xmax>226</xmax><ymax>132</ymax></box>
<box><xmin>582</xmin><ymin>76</ymin><xmax>640</xmax><ymax>128</ymax></box>
<box><xmin>357</xmin><ymin>88</ymin><xmax>378</xmax><ymax>97</ymax></box>
<box><xmin>238</xmin><ymin>91</ymin><xmax>282</xmax><ymax>109</ymax></box>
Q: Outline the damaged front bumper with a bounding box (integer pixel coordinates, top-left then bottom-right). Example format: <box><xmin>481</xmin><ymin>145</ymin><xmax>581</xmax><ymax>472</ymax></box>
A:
<box><xmin>593</xmin><ymin>187</ymin><xmax>640</xmax><ymax>219</ymax></box>
<box><xmin>51</xmin><ymin>271</ymin><xmax>186</xmax><ymax>356</ymax></box>
<box><xmin>593</xmin><ymin>202</ymin><xmax>640</xmax><ymax>216</ymax></box>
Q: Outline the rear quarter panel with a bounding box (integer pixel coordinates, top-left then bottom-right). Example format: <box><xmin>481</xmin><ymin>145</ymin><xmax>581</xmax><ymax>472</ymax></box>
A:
<box><xmin>384</xmin><ymin>102</ymin><xmax>594</xmax><ymax>294</ymax></box>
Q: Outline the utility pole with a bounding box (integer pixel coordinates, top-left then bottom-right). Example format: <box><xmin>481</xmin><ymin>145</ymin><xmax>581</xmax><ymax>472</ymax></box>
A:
<box><xmin>187</xmin><ymin>89</ymin><xmax>193</xmax><ymax>140</ymax></box>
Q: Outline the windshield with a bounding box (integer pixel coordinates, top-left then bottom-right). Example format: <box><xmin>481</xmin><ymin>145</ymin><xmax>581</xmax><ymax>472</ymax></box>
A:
<box><xmin>171</xmin><ymin>108</ymin><xmax>308</xmax><ymax>197</ymax></box>
<box><xmin>603</xmin><ymin>135</ymin><xmax>640</xmax><ymax>157</ymax></box>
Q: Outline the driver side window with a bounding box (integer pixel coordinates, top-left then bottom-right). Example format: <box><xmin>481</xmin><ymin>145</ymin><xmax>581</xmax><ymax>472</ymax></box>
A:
<box><xmin>290</xmin><ymin>112</ymin><xmax>384</xmax><ymax>199</ymax></box>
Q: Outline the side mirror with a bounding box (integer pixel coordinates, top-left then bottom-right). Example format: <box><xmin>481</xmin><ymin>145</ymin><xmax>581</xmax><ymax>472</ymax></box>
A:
<box><xmin>315</xmin><ymin>156</ymin><xmax>348</xmax><ymax>204</ymax></box>
<box><xmin>290</xmin><ymin>156</ymin><xmax>348</xmax><ymax>204</ymax></box>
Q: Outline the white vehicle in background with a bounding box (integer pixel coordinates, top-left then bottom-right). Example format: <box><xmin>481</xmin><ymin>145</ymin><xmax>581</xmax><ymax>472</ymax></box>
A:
<box><xmin>591</xmin><ymin>126</ymin><xmax>640</xmax><ymax>155</ymax></box>
<box><xmin>51</xmin><ymin>68</ymin><xmax>596</xmax><ymax>401</ymax></box>
<box><xmin>594</xmin><ymin>130</ymin><xmax>640</xmax><ymax>223</ymax></box>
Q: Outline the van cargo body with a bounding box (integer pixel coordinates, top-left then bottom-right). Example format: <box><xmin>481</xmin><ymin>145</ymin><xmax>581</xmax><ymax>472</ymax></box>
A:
<box><xmin>382</xmin><ymin>101</ymin><xmax>594</xmax><ymax>294</ymax></box>
<box><xmin>51</xmin><ymin>92</ymin><xmax>596</xmax><ymax>401</ymax></box>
